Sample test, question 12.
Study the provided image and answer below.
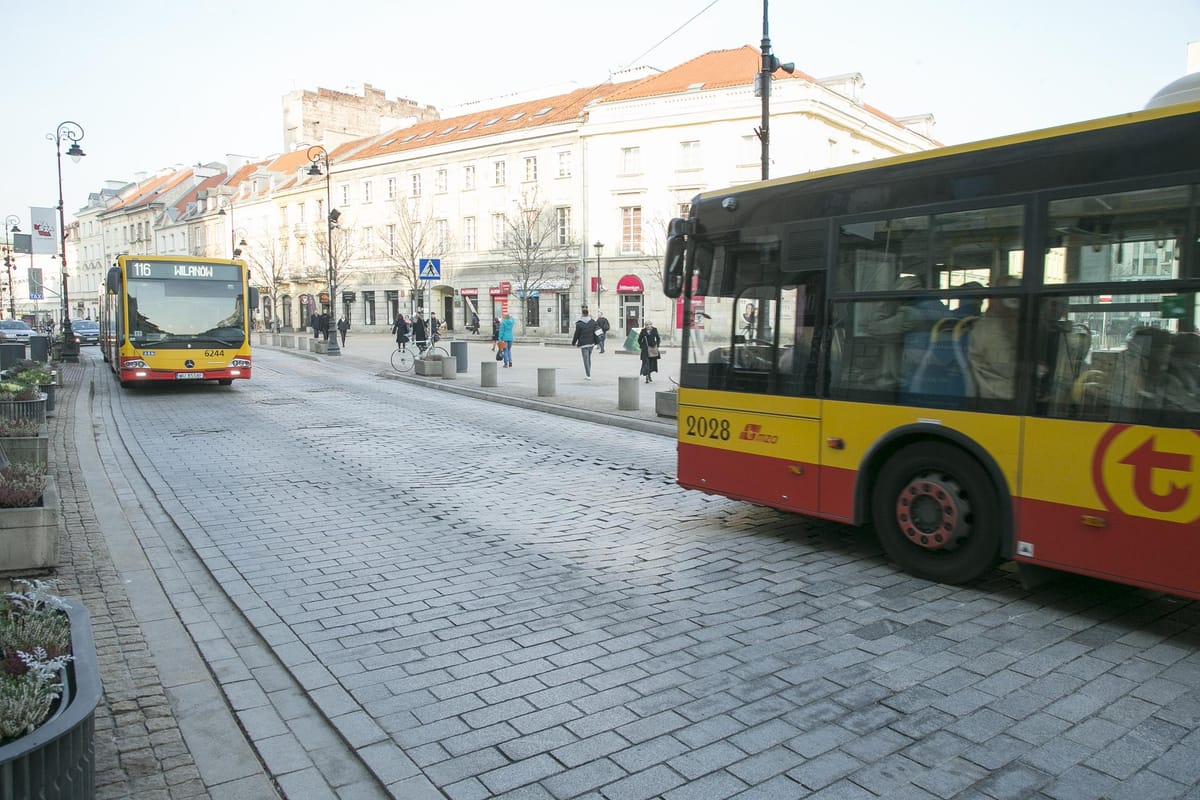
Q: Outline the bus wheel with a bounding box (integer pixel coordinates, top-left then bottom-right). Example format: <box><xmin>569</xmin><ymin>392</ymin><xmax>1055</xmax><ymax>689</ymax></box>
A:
<box><xmin>872</xmin><ymin>442</ymin><xmax>1000</xmax><ymax>584</ymax></box>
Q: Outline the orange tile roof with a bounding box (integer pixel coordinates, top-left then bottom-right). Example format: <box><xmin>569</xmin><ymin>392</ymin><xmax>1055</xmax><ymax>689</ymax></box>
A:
<box><xmin>344</xmin><ymin>83</ymin><xmax>625</xmax><ymax>164</ymax></box>
<box><xmin>603</xmin><ymin>46</ymin><xmax>817</xmax><ymax>102</ymax></box>
<box><xmin>104</xmin><ymin>169</ymin><xmax>193</xmax><ymax>214</ymax></box>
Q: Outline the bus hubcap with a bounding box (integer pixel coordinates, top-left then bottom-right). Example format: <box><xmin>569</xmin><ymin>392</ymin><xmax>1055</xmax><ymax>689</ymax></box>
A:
<box><xmin>895</xmin><ymin>474</ymin><xmax>967</xmax><ymax>551</ymax></box>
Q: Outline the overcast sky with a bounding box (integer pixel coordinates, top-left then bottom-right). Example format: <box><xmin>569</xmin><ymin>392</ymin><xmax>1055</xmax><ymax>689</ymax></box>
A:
<box><xmin>2</xmin><ymin>0</ymin><xmax>1196</xmax><ymax>233</ymax></box>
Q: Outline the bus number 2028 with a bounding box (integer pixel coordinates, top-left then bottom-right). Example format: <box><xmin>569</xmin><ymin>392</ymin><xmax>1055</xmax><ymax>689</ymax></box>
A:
<box><xmin>685</xmin><ymin>415</ymin><xmax>731</xmax><ymax>441</ymax></box>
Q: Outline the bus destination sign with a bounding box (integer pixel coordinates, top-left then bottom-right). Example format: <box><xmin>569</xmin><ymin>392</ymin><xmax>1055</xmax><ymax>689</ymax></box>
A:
<box><xmin>127</xmin><ymin>261</ymin><xmax>242</xmax><ymax>281</ymax></box>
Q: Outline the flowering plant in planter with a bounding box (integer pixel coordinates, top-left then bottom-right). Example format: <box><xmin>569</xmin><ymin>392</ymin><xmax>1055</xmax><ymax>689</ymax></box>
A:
<box><xmin>0</xmin><ymin>382</ymin><xmax>40</xmax><ymax>403</ymax></box>
<box><xmin>0</xmin><ymin>418</ymin><xmax>39</xmax><ymax>438</ymax></box>
<box><xmin>0</xmin><ymin>579</ymin><xmax>73</xmax><ymax>744</ymax></box>
<box><xmin>7</xmin><ymin>365</ymin><xmax>53</xmax><ymax>388</ymax></box>
<box><xmin>0</xmin><ymin>463</ymin><xmax>48</xmax><ymax>508</ymax></box>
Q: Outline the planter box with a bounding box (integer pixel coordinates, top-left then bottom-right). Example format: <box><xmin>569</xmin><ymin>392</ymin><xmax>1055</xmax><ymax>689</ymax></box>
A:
<box><xmin>414</xmin><ymin>358</ymin><xmax>443</xmax><ymax>377</ymax></box>
<box><xmin>0</xmin><ymin>599</ymin><xmax>102</xmax><ymax>799</ymax></box>
<box><xmin>655</xmin><ymin>391</ymin><xmax>678</xmax><ymax>419</ymax></box>
<box><xmin>0</xmin><ymin>474</ymin><xmax>60</xmax><ymax>573</ymax></box>
<box><xmin>0</xmin><ymin>425</ymin><xmax>49</xmax><ymax>467</ymax></box>
<box><xmin>0</xmin><ymin>394</ymin><xmax>47</xmax><ymax>425</ymax></box>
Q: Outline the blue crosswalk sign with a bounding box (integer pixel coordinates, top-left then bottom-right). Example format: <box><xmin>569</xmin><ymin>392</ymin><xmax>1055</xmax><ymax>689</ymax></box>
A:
<box><xmin>419</xmin><ymin>258</ymin><xmax>441</xmax><ymax>280</ymax></box>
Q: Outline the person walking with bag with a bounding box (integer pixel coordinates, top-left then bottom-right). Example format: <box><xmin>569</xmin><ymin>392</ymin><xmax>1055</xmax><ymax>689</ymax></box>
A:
<box><xmin>571</xmin><ymin>307</ymin><xmax>599</xmax><ymax>380</ymax></box>
<box><xmin>638</xmin><ymin>321</ymin><xmax>661</xmax><ymax>383</ymax></box>
<box><xmin>498</xmin><ymin>312</ymin><xmax>515</xmax><ymax>367</ymax></box>
<box><xmin>595</xmin><ymin>311</ymin><xmax>611</xmax><ymax>353</ymax></box>
<box><xmin>392</xmin><ymin>314</ymin><xmax>410</xmax><ymax>351</ymax></box>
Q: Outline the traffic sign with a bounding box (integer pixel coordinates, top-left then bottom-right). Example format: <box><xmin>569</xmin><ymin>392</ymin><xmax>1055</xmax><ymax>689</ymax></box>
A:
<box><xmin>419</xmin><ymin>258</ymin><xmax>441</xmax><ymax>280</ymax></box>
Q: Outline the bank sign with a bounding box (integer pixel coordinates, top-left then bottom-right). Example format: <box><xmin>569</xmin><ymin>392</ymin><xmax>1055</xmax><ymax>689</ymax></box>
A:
<box><xmin>128</xmin><ymin>261</ymin><xmax>243</xmax><ymax>281</ymax></box>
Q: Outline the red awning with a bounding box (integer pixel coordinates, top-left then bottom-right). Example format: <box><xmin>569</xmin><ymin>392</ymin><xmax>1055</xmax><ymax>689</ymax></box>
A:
<box><xmin>616</xmin><ymin>274</ymin><xmax>644</xmax><ymax>293</ymax></box>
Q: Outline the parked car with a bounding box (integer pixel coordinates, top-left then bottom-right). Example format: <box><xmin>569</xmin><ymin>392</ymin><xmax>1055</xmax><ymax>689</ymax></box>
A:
<box><xmin>0</xmin><ymin>320</ymin><xmax>33</xmax><ymax>343</ymax></box>
<box><xmin>71</xmin><ymin>320</ymin><xmax>100</xmax><ymax>346</ymax></box>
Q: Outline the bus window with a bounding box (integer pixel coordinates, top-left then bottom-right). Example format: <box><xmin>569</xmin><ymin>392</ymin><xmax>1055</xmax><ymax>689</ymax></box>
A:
<box><xmin>930</xmin><ymin>205</ymin><xmax>1025</xmax><ymax>289</ymax></box>
<box><xmin>1045</xmin><ymin>186</ymin><xmax>1190</xmax><ymax>284</ymax></box>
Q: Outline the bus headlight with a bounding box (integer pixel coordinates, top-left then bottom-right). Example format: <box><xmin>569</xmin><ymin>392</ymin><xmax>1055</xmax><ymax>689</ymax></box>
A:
<box><xmin>122</xmin><ymin>359</ymin><xmax>148</xmax><ymax>369</ymax></box>
<box><xmin>230</xmin><ymin>358</ymin><xmax>251</xmax><ymax>368</ymax></box>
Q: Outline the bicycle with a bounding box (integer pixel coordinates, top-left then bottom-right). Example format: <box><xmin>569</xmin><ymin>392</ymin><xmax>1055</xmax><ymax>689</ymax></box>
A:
<box><xmin>390</xmin><ymin>339</ymin><xmax>450</xmax><ymax>372</ymax></box>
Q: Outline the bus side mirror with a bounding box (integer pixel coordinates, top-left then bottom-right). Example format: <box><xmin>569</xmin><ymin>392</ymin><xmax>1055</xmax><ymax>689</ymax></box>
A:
<box><xmin>106</xmin><ymin>266</ymin><xmax>120</xmax><ymax>294</ymax></box>
<box><xmin>248</xmin><ymin>287</ymin><xmax>260</xmax><ymax>310</ymax></box>
<box><xmin>663</xmin><ymin>227</ymin><xmax>687</xmax><ymax>299</ymax></box>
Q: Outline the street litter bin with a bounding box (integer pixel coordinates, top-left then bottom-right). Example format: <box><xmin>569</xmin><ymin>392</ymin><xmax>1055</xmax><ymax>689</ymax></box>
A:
<box><xmin>0</xmin><ymin>343</ymin><xmax>24</xmax><ymax>371</ymax></box>
<box><xmin>29</xmin><ymin>335</ymin><xmax>49</xmax><ymax>362</ymax></box>
<box><xmin>450</xmin><ymin>340</ymin><xmax>468</xmax><ymax>373</ymax></box>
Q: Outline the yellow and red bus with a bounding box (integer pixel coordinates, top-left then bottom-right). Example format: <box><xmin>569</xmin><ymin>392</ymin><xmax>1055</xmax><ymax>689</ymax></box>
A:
<box><xmin>100</xmin><ymin>255</ymin><xmax>258</xmax><ymax>387</ymax></box>
<box><xmin>663</xmin><ymin>101</ymin><xmax>1200</xmax><ymax>598</ymax></box>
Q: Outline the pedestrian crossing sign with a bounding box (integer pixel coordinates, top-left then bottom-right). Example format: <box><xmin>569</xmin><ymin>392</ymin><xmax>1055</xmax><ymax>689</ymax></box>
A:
<box><xmin>419</xmin><ymin>258</ymin><xmax>441</xmax><ymax>280</ymax></box>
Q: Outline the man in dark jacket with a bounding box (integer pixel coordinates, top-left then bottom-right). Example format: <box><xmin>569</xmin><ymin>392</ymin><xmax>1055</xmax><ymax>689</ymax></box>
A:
<box><xmin>571</xmin><ymin>307</ymin><xmax>599</xmax><ymax>379</ymax></box>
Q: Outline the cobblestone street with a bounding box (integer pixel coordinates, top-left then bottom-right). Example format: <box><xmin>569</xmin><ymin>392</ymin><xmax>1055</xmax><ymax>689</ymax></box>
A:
<box><xmin>42</xmin><ymin>343</ymin><xmax>1200</xmax><ymax>798</ymax></box>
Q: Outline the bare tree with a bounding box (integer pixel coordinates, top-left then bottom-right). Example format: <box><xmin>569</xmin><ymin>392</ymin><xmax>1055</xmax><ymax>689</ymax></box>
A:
<box><xmin>378</xmin><ymin>197</ymin><xmax>452</xmax><ymax>315</ymax></box>
<box><xmin>312</xmin><ymin>220</ymin><xmax>361</xmax><ymax>316</ymax></box>
<box><xmin>497</xmin><ymin>188</ymin><xmax>577</xmax><ymax>333</ymax></box>
<box><xmin>245</xmin><ymin>236</ymin><xmax>289</xmax><ymax>329</ymax></box>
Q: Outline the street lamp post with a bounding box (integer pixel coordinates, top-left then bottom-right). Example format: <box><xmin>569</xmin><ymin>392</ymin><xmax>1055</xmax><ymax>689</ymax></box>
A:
<box><xmin>306</xmin><ymin>145</ymin><xmax>340</xmax><ymax>356</ymax></box>
<box><xmin>217</xmin><ymin>196</ymin><xmax>248</xmax><ymax>259</ymax></box>
<box><xmin>49</xmin><ymin>121</ymin><xmax>85</xmax><ymax>362</ymax></box>
<box><xmin>755</xmin><ymin>0</ymin><xmax>794</xmax><ymax>181</ymax></box>
<box><xmin>592</xmin><ymin>240</ymin><xmax>603</xmax><ymax>313</ymax></box>
<box><xmin>3</xmin><ymin>216</ymin><xmax>19</xmax><ymax>320</ymax></box>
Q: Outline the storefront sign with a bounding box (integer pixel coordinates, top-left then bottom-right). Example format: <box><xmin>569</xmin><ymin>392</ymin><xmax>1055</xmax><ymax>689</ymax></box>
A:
<box><xmin>460</xmin><ymin>287</ymin><xmax>478</xmax><ymax>297</ymax></box>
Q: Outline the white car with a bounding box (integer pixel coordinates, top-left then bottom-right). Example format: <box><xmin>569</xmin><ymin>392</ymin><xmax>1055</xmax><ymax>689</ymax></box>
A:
<box><xmin>0</xmin><ymin>320</ymin><xmax>33</xmax><ymax>343</ymax></box>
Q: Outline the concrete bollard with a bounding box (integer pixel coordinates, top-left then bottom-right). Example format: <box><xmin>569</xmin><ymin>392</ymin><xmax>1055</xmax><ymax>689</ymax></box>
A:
<box><xmin>618</xmin><ymin>376</ymin><xmax>640</xmax><ymax>410</ymax></box>
<box><xmin>441</xmin><ymin>357</ymin><xmax>456</xmax><ymax>380</ymax></box>
<box><xmin>280</xmin><ymin>335</ymin><xmax>295</xmax><ymax>348</ymax></box>
<box><xmin>481</xmin><ymin>361</ymin><xmax>498</xmax><ymax>387</ymax></box>
<box><xmin>537</xmin><ymin>367</ymin><xmax>556</xmax><ymax>397</ymax></box>
<box><xmin>271</xmin><ymin>334</ymin><xmax>280</xmax><ymax>346</ymax></box>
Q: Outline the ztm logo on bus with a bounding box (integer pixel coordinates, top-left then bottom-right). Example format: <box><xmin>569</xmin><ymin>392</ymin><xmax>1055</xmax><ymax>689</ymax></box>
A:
<box><xmin>1092</xmin><ymin>426</ymin><xmax>1200</xmax><ymax>523</ymax></box>
<box><xmin>739</xmin><ymin>424</ymin><xmax>779</xmax><ymax>444</ymax></box>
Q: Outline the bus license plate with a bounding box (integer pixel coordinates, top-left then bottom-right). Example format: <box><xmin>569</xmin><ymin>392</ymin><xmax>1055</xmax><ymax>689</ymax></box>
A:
<box><xmin>176</xmin><ymin>372</ymin><xmax>204</xmax><ymax>380</ymax></box>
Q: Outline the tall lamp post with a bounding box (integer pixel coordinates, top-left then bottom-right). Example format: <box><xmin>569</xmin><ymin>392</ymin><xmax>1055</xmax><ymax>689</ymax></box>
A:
<box><xmin>3</xmin><ymin>216</ymin><xmax>18</xmax><ymax>320</ymax></box>
<box><xmin>217</xmin><ymin>196</ymin><xmax>249</xmax><ymax>259</ymax></box>
<box><xmin>306</xmin><ymin>145</ymin><xmax>340</xmax><ymax>356</ymax></box>
<box><xmin>49</xmin><ymin>121</ymin><xmax>85</xmax><ymax>362</ymax></box>
<box><xmin>592</xmin><ymin>240</ymin><xmax>603</xmax><ymax>313</ymax></box>
<box><xmin>754</xmin><ymin>0</ymin><xmax>794</xmax><ymax>181</ymax></box>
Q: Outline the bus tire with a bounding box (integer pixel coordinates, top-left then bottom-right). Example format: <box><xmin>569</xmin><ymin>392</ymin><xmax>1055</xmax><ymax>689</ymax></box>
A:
<box><xmin>871</xmin><ymin>442</ymin><xmax>1000</xmax><ymax>584</ymax></box>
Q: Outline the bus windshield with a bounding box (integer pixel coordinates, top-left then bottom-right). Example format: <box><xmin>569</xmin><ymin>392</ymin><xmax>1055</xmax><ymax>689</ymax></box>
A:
<box><xmin>127</xmin><ymin>278</ymin><xmax>246</xmax><ymax>346</ymax></box>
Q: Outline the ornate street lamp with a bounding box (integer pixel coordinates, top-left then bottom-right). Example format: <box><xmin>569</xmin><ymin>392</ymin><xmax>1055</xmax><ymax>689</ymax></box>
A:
<box><xmin>3</xmin><ymin>216</ymin><xmax>18</xmax><ymax>320</ymax></box>
<box><xmin>48</xmin><ymin>121</ymin><xmax>85</xmax><ymax>362</ymax></box>
<box><xmin>592</xmin><ymin>240</ymin><xmax>603</xmax><ymax>313</ymax></box>
<box><xmin>306</xmin><ymin>145</ymin><xmax>341</xmax><ymax>356</ymax></box>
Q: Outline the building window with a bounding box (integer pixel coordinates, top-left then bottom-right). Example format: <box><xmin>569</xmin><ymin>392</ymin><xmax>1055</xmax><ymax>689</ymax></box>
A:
<box><xmin>464</xmin><ymin>217</ymin><xmax>476</xmax><ymax>251</ymax></box>
<box><xmin>678</xmin><ymin>202</ymin><xmax>691</xmax><ymax>218</ymax></box>
<box><xmin>555</xmin><ymin>207</ymin><xmax>571</xmax><ymax>247</ymax></box>
<box><xmin>492</xmin><ymin>213</ymin><xmax>506</xmax><ymax>247</ymax></box>
<box><xmin>363</xmin><ymin>291</ymin><xmax>376</xmax><ymax>325</ymax></box>
<box><xmin>435</xmin><ymin>219</ymin><xmax>449</xmax><ymax>250</ymax></box>
<box><xmin>557</xmin><ymin>150</ymin><xmax>572</xmax><ymax>178</ymax></box>
<box><xmin>524</xmin><ymin>156</ymin><xmax>537</xmax><ymax>182</ymax></box>
<box><xmin>339</xmin><ymin>184</ymin><xmax>350</xmax><ymax>205</ymax></box>
<box><xmin>410</xmin><ymin>174</ymin><xmax>422</xmax><ymax>197</ymax></box>
<box><xmin>678</xmin><ymin>140</ymin><xmax>701</xmax><ymax>170</ymax></box>
<box><xmin>386</xmin><ymin>224</ymin><xmax>396</xmax><ymax>256</ymax></box>
<box><xmin>620</xmin><ymin>147</ymin><xmax>641</xmax><ymax>174</ymax></box>
<box><xmin>621</xmin><ymin>206</ymin><xmax>642</xmax><ymax>254</ymax></box>
<box><xmin>386</xmin><ymin>177</ymin><xmax>397</xmax><ymax>200</ymax></box>
<box><xmin>740</xmin><ymin>135</ymin><xmax>758</xmax><ymax>165</ymax></box>
<box><xmin>493</xmin><ymin>159</ymin><xmax>506</xmax><ymax>186</ymax></box>
<box><xmin>435</xmin><ymin>168</ymin><xmax>448</xmax><ymax>194</ymax></box>
<box><xmin>526</xmin><ymin>295</ymin><xmax>540</xmax><ymax>327</ymax></box>
<box><xmin>362</xmin><ymin>180</ymin><xmax>373</xmax><ymax>203</ymax></box>
<box><xmin>362</xmin><ymin>226</ymin><xmax>374</xmax><ymax>251</ymax></box>
<box><xmin>463</xmin><ymin>164</ymin><xmax>476</xmax><ymax>191</ymax></box>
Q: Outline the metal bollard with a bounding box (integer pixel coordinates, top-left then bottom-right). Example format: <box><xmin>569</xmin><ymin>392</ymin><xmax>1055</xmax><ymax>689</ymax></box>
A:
<box><xmin>450</xmin><ymin>340</ymin><xmax>468</xmax><ymax>372</ymax></box>
<box><xmin>481</xmin><ymin>360</ymin><xmax>498</xmax><ymax>387</ymax></box>
<box><xmin>618</xmin><ymin>375</ymin><xmax>640</xmax><ymax>410</ymax></box>
<box><xmin>537</xmin><ymin>367</ymin><xmax>556</xmax><ymax>397</ymax></box>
